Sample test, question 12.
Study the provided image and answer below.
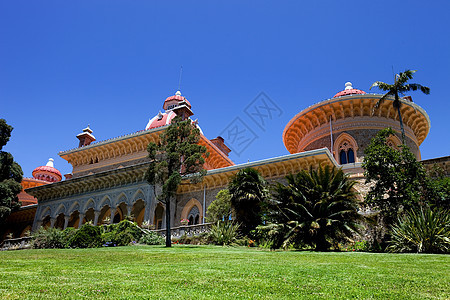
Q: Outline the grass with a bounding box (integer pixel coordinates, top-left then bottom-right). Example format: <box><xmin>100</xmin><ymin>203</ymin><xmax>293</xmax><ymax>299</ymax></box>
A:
<box><xmin>0</xmin><ymin>245</ymin><xmax>449</xmax><ymax>299</ymax></box>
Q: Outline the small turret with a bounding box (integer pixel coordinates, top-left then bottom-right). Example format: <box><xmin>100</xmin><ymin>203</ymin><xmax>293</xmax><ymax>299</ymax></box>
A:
<box><xmin>76</xmin><ymin>125</ymin><xmax>96</xmax><ymax>147</ymax></box>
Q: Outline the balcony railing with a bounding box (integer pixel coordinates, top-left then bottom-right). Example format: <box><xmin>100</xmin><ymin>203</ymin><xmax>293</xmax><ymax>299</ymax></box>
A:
<box><xmin>152</xmin><ymin>223</ymin><xmax>212</xmax><ymax>238</ymax></box>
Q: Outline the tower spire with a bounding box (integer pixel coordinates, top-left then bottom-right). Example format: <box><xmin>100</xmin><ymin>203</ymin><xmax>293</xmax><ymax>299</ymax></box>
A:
<box><xmin>177</xmin><ymin>65</ymin><xmax>183</xmax><ymax>92</ymax></box>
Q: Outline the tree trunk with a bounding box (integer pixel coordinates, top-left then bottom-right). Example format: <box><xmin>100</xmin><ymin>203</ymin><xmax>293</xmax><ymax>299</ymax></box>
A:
<box><xmin>395</xmin><ymin>93</ymin><xmax>406</xmax><ymax>144</ymax></box>
<box><xmin>165</xmin><ymin>196</ymin><xmax>171</xmax><ymax>247</ymax></box>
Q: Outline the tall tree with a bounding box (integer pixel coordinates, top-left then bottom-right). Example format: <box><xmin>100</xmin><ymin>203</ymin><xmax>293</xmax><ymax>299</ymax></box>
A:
<box><xmin>228</xmin><ymin>167</ymin><xmax>268</xmax><ymax>236</ymax></box>
<box><xmin>146</xmin><ymin>116</ymin><xmax>208</xmax><ymax>247</ymax></box>
<box><xmin>370</xmin><ymin>69</ymin><xmax>430</xmax><ymax>143</ymax></box>
<box><xmin>362</xmin><ymin>128</ymin><xmax>427</xmax><ymax>227</ymax></box>
<box><xmin>0</xmin><ymin>119</ymin><xmax>23</xmax><ymax>223</ymax></box>
<box><xmin>261</xmin><ymin>165</ymin><xmax>361</xmax><ymax>251</ymax></box>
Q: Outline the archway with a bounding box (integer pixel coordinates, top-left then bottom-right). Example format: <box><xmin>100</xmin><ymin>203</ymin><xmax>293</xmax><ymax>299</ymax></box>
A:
<box><xmin>113</xmin><ymin>202</ymin><xmax>127</xmax><ymax>223</ymax></box>
<box><xmin>180</xmin><ymin>198</ymin><xmax>203</xmax><ymax>225</ymax></box>
<box><xmin>153</xmin><ymin>203</ymin><xmax>164</xmax><ymax>229</ymax></box>
<box><xmin>84</xmin><ymin>207</ymin><xmax>95</xmax><ymax>224</ymax></box>
<box><xmin>132</xmin><ymin>199</ymin><xmax>145</xmax><ymax>226</ymax></box>
<box><xmin>42</xmin><ymin>215</ymin><xmax>51</xmax><ymax>229</ymax></box>
<box><xmin>98</xmin><ymin>205</ymin><xmax>111</xmax><ymax>224</ymax></box>
<box><xmin>67</xmin><ymin>211</ymin><xmax>80</xmax><ymax>228</ymax></box>
<box><xmin>54</xmin><ymin>213</ymin><xmax>65</xmax><ymax>229</ymax></box>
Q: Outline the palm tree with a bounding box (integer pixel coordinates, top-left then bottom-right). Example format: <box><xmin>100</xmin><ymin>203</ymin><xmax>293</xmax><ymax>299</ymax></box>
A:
<box><xmin>370</xmin><ymin>70</ymin><xmax>430</xmax><ymax>143</ymax></box>
<box><xmin>262</xmin><ymin>165</ymin><xmax>362</xmax><ymax>251</ymax></box>
<box><xmin>228</xmin><ymin>167</ymin><xmax>268</xmax><ymax>235</ymax></box>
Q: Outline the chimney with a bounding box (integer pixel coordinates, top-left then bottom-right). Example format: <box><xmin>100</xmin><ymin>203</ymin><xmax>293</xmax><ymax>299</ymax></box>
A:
<box><xmin>210</xmin><ymin>136</ymin><xmax>231</xmax><ymax>156</ymax></box>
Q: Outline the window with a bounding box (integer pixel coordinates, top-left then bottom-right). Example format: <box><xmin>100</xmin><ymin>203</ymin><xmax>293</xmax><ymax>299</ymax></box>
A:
<box><xmin>334</xmin><ymin>133</ymin><xmax>358</xmax><ymax>165</ymax></box>
<box><xmin>187</xmin><ymin>206</ymin><xmax>200</xmax><ymax>225</ymax></box>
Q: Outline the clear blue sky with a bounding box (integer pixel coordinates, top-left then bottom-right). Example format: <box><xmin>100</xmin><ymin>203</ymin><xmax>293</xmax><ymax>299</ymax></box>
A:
<box><xmin>1</xmin><ymin>1</ymin><xmax>449</xmax><ymax>178</ymax></box>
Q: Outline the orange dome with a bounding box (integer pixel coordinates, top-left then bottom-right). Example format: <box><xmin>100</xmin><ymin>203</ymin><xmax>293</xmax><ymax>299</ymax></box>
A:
<box><xmin>333</xmin><ymin>82</ymin><xmax>366</xmax><ymax>98</ymax></box>
<box><xmin>32</xmin><ymin>158</ymin><xmax>62</xmax><ymax>183</ymax></box>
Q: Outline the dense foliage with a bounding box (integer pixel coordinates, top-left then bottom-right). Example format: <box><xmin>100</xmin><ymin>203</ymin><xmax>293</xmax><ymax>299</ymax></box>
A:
<box><xmin>370</xmin><ymin>69</ymin><xmax>430</xmax><ymax>143</ymax></box>
<box><xmin>387</xmin><ymin>208</ymin><xmax>450</xmax><ymax>254</ymax></box>
<box><xmin>31</xmin><ymin>220</ymin><xmax>149</xmax><ymax>249</ymax></box>
<box><xmin>32</xmin><ymin>227</ymin><xmax>73</xmax><ymax>249</ymax></box>
<box><xmin>260</xmin><ymin>165</ymin><xmax>362</xmax><ymax>251</ymax></box>
<box><xmin>139</xmin><ymin>231</ymin><xmax>165</xmax><ymax>245</ymax></box>
<box><xmin>228</xmin><ymin>168</ymin><xmax>268</xmax><ymax>235</ymax></box>
<box><xmin>206</xmin><ymin>189</ymin><xmax>232</xmax><ymax>223</ymax></box>
<box><xmin>68</xmin><ymin>223</ymin><xmax>103</xmax><ymax>248</ymax></box>
<box><xmin>208</xmin><ymin>221</ymin><xmax>240</xmax><ymax>246</ymax></box>
<box><xmin>146</xmin><ymin>116</ymin><xmax>208</xmax><ymax>247</ymax></box>
<box><xmin>363</xmin><ymin>128</ymin><xmax>427</xmax><ymax>226</ymax></box>
<box><xmin>0</xmin><ymin>119</ymin><xmax>23</xmax><ymax>223</ymax></box>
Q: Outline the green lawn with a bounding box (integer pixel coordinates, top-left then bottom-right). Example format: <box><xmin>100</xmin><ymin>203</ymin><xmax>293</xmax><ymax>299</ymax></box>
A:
<box><xmin>0</xmin><ymin>245</ymin><xmax>448</xmax><ymax>299</ymax></box>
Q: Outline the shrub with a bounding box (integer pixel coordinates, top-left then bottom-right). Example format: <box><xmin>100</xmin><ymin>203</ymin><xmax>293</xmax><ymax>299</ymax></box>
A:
<box><xmin>68</xmin><ymin>224</ymin><xmax>103</xmax><ymax>248</ymax></box>
<box><xmin>209</xmin><ymin>221</ymin><xmax>240</xmax><ymax>246</ymax></box>
<box><xmin>387</xmin><ymin>208</ymin><xmax>450</xmax><ymax>254</ymax></box>
<box><xmin>341</xmin><ymin>240</ymin><xmax>371</xmax><ymax>252</ymax></box>
<box><xmin>102</xmin><ymin>220</ymin><xmax>144</xmax><ymax>246</ymax></box>
<box><xmin>139</xmin><ymin>231</ymin><xmax>164</xmax><ymax>245</ymax></box>
<box><xmin>32</xmin><ymin>227</ymin><xmax>67</xmax><ymax>249</ymax></box>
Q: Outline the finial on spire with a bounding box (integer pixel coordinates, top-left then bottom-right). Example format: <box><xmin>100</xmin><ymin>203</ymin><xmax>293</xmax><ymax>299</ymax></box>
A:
<box><xmin>175</xmin><ymin>90</ymin><xmax>181</xmax><ymax>96</ymax></box>
<box><xmin>178</xmin><ymin>65</ymin><xmax>183</xmax><ymax>92</ymax></box>
<box><xmin>46</xmin><ymin>158</ymin><xmax>55</xmax><ymax>168</ymax></box>
<box><xmin>345</xmin><ymin>82</ymin><xmax>353</xmax><ymax>90</ymax></box>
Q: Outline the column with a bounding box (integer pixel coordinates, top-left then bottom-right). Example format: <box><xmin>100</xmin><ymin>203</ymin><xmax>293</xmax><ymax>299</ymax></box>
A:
<box><xmin>93</xmin><ymin>210</ymin><xmax>101</xmax><ymax>226</ymax></box>
<box><xmin>144</xmin><ymin>203</ymin><xmax>151</xmax><ymax>224</ymax></box>
<box><xmin>78</xmin><ymin>213</ymin><xmax>85</xmax><ymax>228</ymax></box>
<box><xmin>110</xmin><ymin>207</ymin><xmax>117</xmax><ymax>224</ymax></box>
<box><xmin>127</xmin><ymin>205</ymin><xmax>133</xmax><ymax>218</ymax></box>
<box><xmin>35</xmin><ymin>220</ymin><xmax>43</xmax><ymax>231</ymax></box>
<box><xmin>63</xmin><ymin>215</ymin><xmax>70</xmax><ymax>229</ymax></box>
<box><xmin>50</xmin><ymin>217</ymin><xmax>56</xmax><ymax>228</ymax></box>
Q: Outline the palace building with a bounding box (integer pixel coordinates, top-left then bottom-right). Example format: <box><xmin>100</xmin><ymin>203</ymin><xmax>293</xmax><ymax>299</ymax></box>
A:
<box><xmin>1</xmin><ymin>82</ymin><xmax>446</xmax><ymax>241</ymax></box>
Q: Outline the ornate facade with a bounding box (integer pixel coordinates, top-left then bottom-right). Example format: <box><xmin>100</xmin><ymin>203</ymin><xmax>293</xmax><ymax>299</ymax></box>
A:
<box><xmin>1</xmin><ymin>82</ymin><xmax>443</xmax><ymax>242</ymax></box>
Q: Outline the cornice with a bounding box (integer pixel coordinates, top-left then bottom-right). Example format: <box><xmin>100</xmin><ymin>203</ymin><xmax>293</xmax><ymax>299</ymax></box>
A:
<box><xmin>283</xmin><ymin>94</ymin><xmax>430</xmax><ymax>154</ymax></box>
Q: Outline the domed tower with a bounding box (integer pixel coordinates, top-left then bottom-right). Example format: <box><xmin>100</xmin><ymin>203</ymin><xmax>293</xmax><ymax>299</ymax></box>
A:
<box><xmin>31</xmin><ymin>158</ymin><xmax>62</xmax><ymax>183</ymax></box>
<box><xmin>145</xmin><ymin>91</ymin><xmax>194</xmax><ymax>130</ymax></box>
<box><xmin>19</xmin><ymin>158</ymin><xmax>62</xmax><ymax>206</ymax></box>
<box><xmin>283</xmin><ymin>82</ymin><xmax>430</xmax><ymax>165</ymax></box>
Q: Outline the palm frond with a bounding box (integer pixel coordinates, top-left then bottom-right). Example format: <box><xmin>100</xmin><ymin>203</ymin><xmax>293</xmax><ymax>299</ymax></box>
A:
<box><xmin>404</xmin><ymin>83</ymin><xmax>430</xmax><ymax>95</ymax></box>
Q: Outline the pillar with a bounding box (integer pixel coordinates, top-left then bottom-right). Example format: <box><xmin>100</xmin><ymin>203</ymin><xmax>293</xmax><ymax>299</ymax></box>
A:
<box><xmin>110</xmin><ymin>207</ymin><xmax>117</xmax><ymax>224</ymax></box>
<box><xmin>50</xmin><ymin>217</ymin><xmax>56</xmax><ymax>228</ymax></box>
<box><xmin>63</xmin><ymin>215</ymin><xmax>70</xmax><ymax>229</ymax></box>
<box><xmin>127</xmin><ymin>205</ymin><xmax>133</xmax><ymax>218</ymax></box>
<box><xmin>93</xmin><ymin>210</ymin><xmax>101</xmax><ymax>226</ymax></box>
<box><xmin>35</xmin><ymin>220</ymin><xmax>43</xmax><ymax>231</ymax></box>
<box><xmin>78</xmin><ymin>213</ymin><xmax>85</xmax><ymax>228</ymax></box>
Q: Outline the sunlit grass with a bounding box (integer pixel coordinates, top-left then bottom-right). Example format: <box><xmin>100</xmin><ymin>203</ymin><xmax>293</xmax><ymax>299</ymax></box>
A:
<box><xmin>0</xmin><ymin>245</ymin><xmax>448</xmax><ymax>299</ymax></box>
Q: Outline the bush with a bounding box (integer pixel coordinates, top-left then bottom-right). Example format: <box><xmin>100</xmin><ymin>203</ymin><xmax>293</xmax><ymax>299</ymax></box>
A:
<box><xmin>32</xmin><ymin>227</ymin><xmax>67</xmax><ymax>249</ymax></box>
<box><xmin>341</xmin><ymin>240</ymin><xmax>371</xmax><ymax>252</ymax></box>
<box><xmin>387</xmin><ymin>208</ymin><xmax>450</xmax><ymax>254</ymax></box>
<box><xmin>139</xmin><ymin>231</ymin><xmax>164</xmax><ymax>245</ymax></box>
<box><xmin>102</xmin><ymin>220</ymin><xmax>144</xmax><ymax>246</ymax></box>
<box><xmin>208</xmin><ymin>221</ymin><xmax>240</xmax><ymax>246</ymax></box>
<box><xmin>68</xmin><ymin>224</ymin><xmax>103</xmax><ymax>248</ymax></box>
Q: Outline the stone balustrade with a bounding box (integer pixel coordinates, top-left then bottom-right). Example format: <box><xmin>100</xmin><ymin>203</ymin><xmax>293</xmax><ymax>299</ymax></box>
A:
<box><xmin>1</xmin><ymin>237</ymin><xmax>32</xmax><ymax>251</ymax></box>
<box><xmin>153</xmin><ymin>223</ymin><xmax>212</xmax><ymax>238</ymax></box>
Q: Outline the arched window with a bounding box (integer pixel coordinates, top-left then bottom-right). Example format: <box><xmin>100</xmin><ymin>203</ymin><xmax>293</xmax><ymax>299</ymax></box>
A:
<box><xmin>187</xmin><ymin>206</ymin><xmax>200</xmax><ymax>225</ymax></box>
<box><xmin>386</xmin><ymin>135</ymin><xmax>401</xmax><ymax>149</ymax></box>
<box><xmin>334</xmin><ymin>133</ymin><xmax>358</xmax><ymax>165</ymax></box>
